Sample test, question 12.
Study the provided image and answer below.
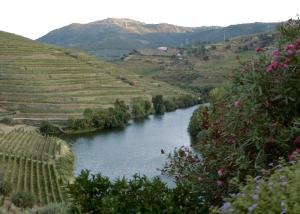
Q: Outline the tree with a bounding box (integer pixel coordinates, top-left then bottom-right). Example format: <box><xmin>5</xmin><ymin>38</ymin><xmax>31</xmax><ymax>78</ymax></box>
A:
<box><xmin>152</xmin><ymin>95</ymin><xmax>165</xmax><ymax>115</ymax></box>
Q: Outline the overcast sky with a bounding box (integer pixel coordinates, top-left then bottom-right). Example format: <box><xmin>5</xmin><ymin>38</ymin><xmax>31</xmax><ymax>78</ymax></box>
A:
<box><xmin>1</xmin><ymin>0</ymin><xmax>299</xmax><ymax>39</ymax></box>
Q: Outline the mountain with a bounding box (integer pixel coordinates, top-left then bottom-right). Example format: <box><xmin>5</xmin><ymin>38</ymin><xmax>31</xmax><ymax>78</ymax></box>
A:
<box><xmin>0</xmin><ymin>31</ymin><xmax>185</xmax><ymax>123</ymax></box>
<box><xmin>38</xmin><ymin>18</ymin><xmax>277</xmax><ymax>60</ymax></box>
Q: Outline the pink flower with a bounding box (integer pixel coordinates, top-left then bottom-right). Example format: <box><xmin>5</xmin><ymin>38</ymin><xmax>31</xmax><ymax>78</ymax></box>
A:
<box><xmin>294</xmin><ymin>136</ymin><xmax>300</xmax><ymax>145</ymax></box>
<box><xmin>283</xmin><ymin>63</ymin><xmax>289</xmax><ymax>69</ymax></box>
<box><xmin>234</xmin><ymin>100</ymin><xmax>241</xmax><ymax>108</ymax></box>
<box><xmin>217</xmin><ymin>168</ymin><xmax>225</xmax><ymax>177</ymax></box>
<box><xmin>272</xmin><ymin>49</ymin><xmax>280</xmax><ymax>57</ymax></box>
<box><xmin>285</xmin><ymin>44</ymin><xmax>296</xmax><ymax>56</ymax></box>
<box><xmin>256</xmin><ymin>47</ymin><xmax>264</xmax><ymax>53</ymax></box>
<box><xmin>266</xmin><ymin>61</ymin><xmax>281</xmax><ymax>73</ymax></box>
<box><xmin>217</xmin><ymin>180</ymin><xmax>224</xmax><ymax>186</ymax></box>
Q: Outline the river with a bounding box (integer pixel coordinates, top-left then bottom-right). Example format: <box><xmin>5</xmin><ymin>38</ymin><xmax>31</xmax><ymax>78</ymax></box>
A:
<box><xmin>66</xmin><ymin>105</ymin><xmax>199</xmax><ymax>180</ymax></box>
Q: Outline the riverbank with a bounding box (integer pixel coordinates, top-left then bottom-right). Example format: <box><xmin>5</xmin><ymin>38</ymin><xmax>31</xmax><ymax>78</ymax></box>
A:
<box><xmin>41</xmin><ymin>95</ymin><xmax>201</xmax><ymax>136</ymax></box>
<box><xmin>67</xmin><ymin>105</ymin><xmax>198</xmax><ymax>178</ymax></box>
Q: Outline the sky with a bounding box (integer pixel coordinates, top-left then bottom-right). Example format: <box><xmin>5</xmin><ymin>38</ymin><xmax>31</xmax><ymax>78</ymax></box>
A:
<box><xmin>0</xmin><ymin>0</ymin><xmax>299</xmax><ymax>39</ymax></box>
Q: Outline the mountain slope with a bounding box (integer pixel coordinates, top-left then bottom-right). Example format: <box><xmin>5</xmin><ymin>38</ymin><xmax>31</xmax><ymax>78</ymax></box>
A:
<box><xmin>38</xmin><ymin>18</ymin><xmax>277</xmax><ymax>59</ymax></box>
<box><xmin>0</xmin><ymin>31</ymin><xmax>185</xmax><ymax>122</ymax></box>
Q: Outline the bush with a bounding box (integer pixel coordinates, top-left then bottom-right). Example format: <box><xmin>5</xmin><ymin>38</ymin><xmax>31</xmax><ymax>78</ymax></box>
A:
<box><xmin>0</xmin><ymin>179</ymin><xmax>12</xmax><ymax>197</ymax></box>
<box><xmin>188</xmin><ymin>105</ymin><xmax>209</xmax><ymax>137</ymax></box>
<box><xmin>67</xmin><ymin>170</ymin><xmax>206</xmax><ymax>213</ymax></box>
<box><xmin>212</xmin><ymin>158</ymin><xmax>300</xmax><ymax>214</ymax></box>
<box><xmin>39</xmin><ymin>121</ymin><xmax>61</xmax><ymax>135</ymax></box>
<box><xmin>0</xmin><ymin>117</ymin><xmax>14</xmax><ymax>125</ymax></box>
<box><xmin>38</xmin><ymin>203</ymin><xmax>71</xmax><ymax>214</ymax></box>
<box><xmin>163</xmin><ymin>19</ymin><xmax>300</xmax><ymax>207</ymax></box>
<box><xmin>11</xmin><ymin>191</ymin><xmax>35</xmax><ymax>210</ymax></box>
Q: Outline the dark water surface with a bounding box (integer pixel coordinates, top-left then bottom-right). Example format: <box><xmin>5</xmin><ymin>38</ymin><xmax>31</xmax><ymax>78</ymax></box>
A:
<box><xmin>66</xmin><ymin>105</ymin><xmax>199</xmax><ymax>179</ymax></box>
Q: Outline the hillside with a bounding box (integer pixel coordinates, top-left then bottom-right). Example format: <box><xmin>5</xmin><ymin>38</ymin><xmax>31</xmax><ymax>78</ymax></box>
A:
<box><xmin>0</xmin><ymin>31</ymin><xmax>185</xmax><ymax>123</ymax></box>
<box><xmin>119</xmin><ymin>32</ymin><xmax>276</xmax><ymax>92</ymax></box>
<box><xmin>0</xmin><ymin>130</ymin><xmax>74</xmax><ymax>207</ymax></box>
<box><xmin>38</xmin><ymin>18</ymin><xmax>277</xmax><ymax>60</ymax></box>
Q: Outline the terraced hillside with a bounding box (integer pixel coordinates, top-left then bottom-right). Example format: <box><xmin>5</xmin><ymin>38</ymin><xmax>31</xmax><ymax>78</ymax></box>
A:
<box><xmin>0</xmin><ymin>31</ymin><xmax>184</xmax><ymax>122</ymax></box>
<box><xmin>0</xmin><ymin>130</ymin><xmax>74</xmax><ymax>205</ymax></box>
<box><xmin>120</xmin><ymin>32</ymin><xmax>275</xmax><ymax>92</ymax></box>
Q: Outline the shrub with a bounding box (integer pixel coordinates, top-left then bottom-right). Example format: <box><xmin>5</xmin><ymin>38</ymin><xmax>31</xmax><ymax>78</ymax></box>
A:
<box><xmin>11</xmin><ymin>191</ymin><xmax>35</xmax><ymax>210</ymax></box>
<box><xmin>163</xmin><ymin>19</ymin><xmax>300</xmax><ymax>207</ymax></box>
<box><xmin>38</xmin><ymin>203</ymin><xmax>71</xmax><ymax>214</ymax></box>
<box><xmin>39</xmin><ymin>121</ymin><xmax>61</xmax><ymax>135</ymax></box>
<box><xmin>0</xmin><ymin>180</ymin><xmax>12</xmax><ymax>197</ymax></box>
<box><xmin>67</xmin><ymin>170</ymin><xmax>206</xmax><ymax>213</ymax></box>
<box><xmin>212</xmin><ymin>158</ymin><xmax>300</xmax><ymax>214</ymax></box>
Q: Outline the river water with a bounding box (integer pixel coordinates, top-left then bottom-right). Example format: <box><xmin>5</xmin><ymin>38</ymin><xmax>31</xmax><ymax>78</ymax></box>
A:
<box><xmin>67</xmin><ymin>105</ymin><xmax>198</xmax><ymax>180</ymax></box>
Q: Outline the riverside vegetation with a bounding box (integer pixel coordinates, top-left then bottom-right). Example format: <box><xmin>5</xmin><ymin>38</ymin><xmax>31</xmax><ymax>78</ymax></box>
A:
<box><xmin>39</xmin><ymin>94</ymin><xmax>199</xmax><ymax>135</ymax></box>
<box><xmin>37</xmin><ymin>19</ymin><xmax>299</xmax><ymax>213</ymax></box>
<box><xmin>0</xmin><ymin>18</ymin><xmax>299</xmax><ymax>213</ymax></box>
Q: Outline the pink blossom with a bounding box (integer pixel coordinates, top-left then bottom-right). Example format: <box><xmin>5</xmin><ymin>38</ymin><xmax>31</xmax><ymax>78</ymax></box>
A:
<box><xmin>266</xmin><ymin>61</ymin><xmax>281</xmax><ymax>73</ymax></box>
<box><xmin>217</xmin><ymin>180</ymin><xmax>224</xmax><ymax>186</ymax></box>
<box><xmin>294</xmin><ymin>136</ymin><xmax>300</xmax><ymax>145</ymax></box>
<box><xmin>234</xmin><ymin>100</ymin><xmax>241</xmax><ymax>108</ymax></box>
<box><xmin>285</xmin><ymin>44</ymin><xmax>296</xmax><ymax>56</ymax></box>
<box><xmin>272</xmin><ymin>49</ymin><xmax>280</xmax><ymax>57</ymax></box>
<box><xmin>217</xmin><ymin>168</ymin><xmax>225</xmax><ymax>177</ymax></box>
<box><xmin>283</xmin><ymin>63</ymin><xmax>289</xmax><ymax>69</ymax></box>
<box><xmin>255</xmin><ymin>47</ymin><xmax>264</xmax><ymax>53</ymax></box>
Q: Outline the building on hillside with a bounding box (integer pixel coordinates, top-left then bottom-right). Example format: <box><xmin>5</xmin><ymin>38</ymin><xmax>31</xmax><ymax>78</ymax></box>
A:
<box><xmin>157</xmin><ymin>46</ymin><xmax>168</xmax><ymax>52</ymax></box>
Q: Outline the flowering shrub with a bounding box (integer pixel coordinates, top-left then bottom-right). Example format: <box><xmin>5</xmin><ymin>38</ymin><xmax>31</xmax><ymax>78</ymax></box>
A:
<box><xmin>164</xmin><ymin>19</ymin><xmax>300</xmax><ymax>208</ymax></box>
<box><xmin>212</xmin><ymin>158</ymin><xmax>300</xmax><ymax>214</ymax></box>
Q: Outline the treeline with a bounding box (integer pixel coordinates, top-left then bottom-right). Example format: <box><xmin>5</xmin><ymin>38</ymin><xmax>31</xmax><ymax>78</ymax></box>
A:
<box><xmin>152</xmin><ymin>94</ymin><xmax>200</xmax><ymax>115</ymax></box>
<box><xmin>40</xmin><ymin>94</ymin><xmax>199</xmax><ymax>135</ymax></box>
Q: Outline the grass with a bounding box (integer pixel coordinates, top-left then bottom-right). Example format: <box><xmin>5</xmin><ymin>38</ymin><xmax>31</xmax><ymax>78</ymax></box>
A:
<box><xmin>0</xmin><ymin>130</ymin><xmax>74</xmax><ymax>205</ymax></box>
<box><xmin>0</xmin><ymin>31</ymin><xmax>187</xmax><ymax>122</ymax></box>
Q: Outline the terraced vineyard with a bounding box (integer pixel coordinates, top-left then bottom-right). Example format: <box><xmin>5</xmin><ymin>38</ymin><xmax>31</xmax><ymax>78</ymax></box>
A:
<box><xmin>0</xmin><ymin>130</ymin><xmax>73</xmax><ymax>205</ymax></box>
<box><xmin>0</xmin><ymin>31</ymin><xmax>186</xmax><ymax>122</ymax></box>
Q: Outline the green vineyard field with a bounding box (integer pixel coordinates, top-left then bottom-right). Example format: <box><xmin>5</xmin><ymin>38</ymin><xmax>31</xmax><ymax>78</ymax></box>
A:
<box><xmin>0</xmin><ymin>130</ymin><xmax>73</xmax><ymax>205</ymax></box>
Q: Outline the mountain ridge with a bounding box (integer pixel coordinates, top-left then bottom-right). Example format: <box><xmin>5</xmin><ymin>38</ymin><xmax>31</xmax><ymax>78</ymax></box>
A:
<box><xmin>38</xmin><ymin>18</ymin><xmax>278</xmax><ymax>59</ymax></box>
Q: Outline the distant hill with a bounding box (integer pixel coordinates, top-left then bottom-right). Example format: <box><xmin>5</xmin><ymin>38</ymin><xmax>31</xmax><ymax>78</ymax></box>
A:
<box><xmin>120</xmin><ymin>32</ymin><xmax>276</xmax><ymax>93</ymax></box>
<box><xmin>0</xmin><ymin>31</ymin><xmax>185</xmax><ymax>123</ymax></box>
<box><xmin>38</xmin><ymin>18</ymin><xmax>278</xmax><ymax>60</ymax></box>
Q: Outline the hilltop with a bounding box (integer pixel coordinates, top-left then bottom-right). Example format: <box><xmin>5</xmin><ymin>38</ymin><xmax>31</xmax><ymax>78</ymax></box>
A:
<box><xmin>0</xmin><ymin>31</ymin><xmax>185</xmax><ymax>124</ymax></box>
<box><xmin>38</xmin><ymin>18</ymin><xmax>277</xmax><ymax>59</ymax></box>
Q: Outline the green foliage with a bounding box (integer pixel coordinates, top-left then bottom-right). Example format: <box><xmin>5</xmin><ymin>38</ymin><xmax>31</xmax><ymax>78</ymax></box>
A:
<box><xmin>131</xmin><ymin>98</ymin><xmax>152</xmax><ymax>119</ymax></box>
<box><xmin>11</xmin><ymin>191</ymin><xmax>35</xmax><ymax>210</ymax></box>
<box><xmin>152</xmin><ymin>94</ymin><xmax>199</xmax><ymax>115</ymax></box>
<box><xmin>65</xmin><ymin>99</ymin><xmax>131</xmax><ymax>132</ymax></box>
<box><xmin>163</xmin><ymin>19</ymin><xmax>300</xmax><ymax>208</ymax></box>
<box><xmin>152</xmin><ymin>95</ymin><xmax>166</xmax><ymax>115</ymax></box>
<box><xmin>67</xmin><ymin>170</ymin><xmax>206</xmax><ymax>213</ymax></box>
<box><xmin>188</xmin><ymin>106</ymin><xmax>209</xmax><ymax>137</ymax></box>
<box><xmin>38</xmin><ymin>203</ymin><xmax>71</xmax><ymax>214</ymax></box>
<box><xmin>0</xmin><ymin>117</ymin><xmax>14</xmax><ymax>126</ymax></box>
<box><xmin>0</xmin><ymin>179</ymin><xmax>12</xmax><ymax>197</ymax></box>
<box><xmin>212</xmin><ymin>158</ymin><xmax>300</xmax><ymax>214</ymax></box>
<box><xmin>40</xmin><ymin>121</ymin><xmax>61</xmax><ymax>135</ymax></box>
